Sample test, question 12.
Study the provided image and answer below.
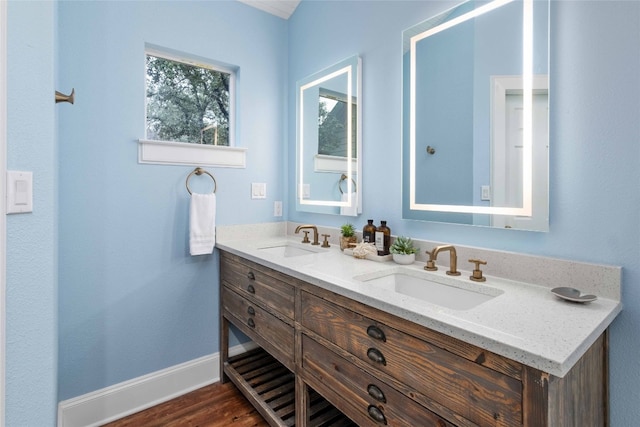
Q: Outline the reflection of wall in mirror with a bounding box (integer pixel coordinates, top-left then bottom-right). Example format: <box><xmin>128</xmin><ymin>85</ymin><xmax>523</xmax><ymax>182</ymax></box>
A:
<box><xmin>472</xmin><ymin>0</ymin><xmax>547</xmax><ymax>212</ymax></box>
<box><xmin>409</xmin><ymin>0</ymin><xmax>548</xmax><ymax>224</ymax></box>
<box><xmin>296</xmin><ymin>172</ymin><xmax>359</xmax><ymax>216</ymax></box>
<box><xmin>414</xmin><ymin>14</ymin><xmax>474</xmax><ymax>208</ymax></box>
<box><xmin>301</xmin><ymin>85</ymin><xmax>336</xmax><ymax>204</ymax></box>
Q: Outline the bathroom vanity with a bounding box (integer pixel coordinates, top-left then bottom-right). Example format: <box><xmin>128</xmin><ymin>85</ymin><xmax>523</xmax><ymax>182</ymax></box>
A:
<box><xmin>218</xmin><ymin>232</ymin><xmax>621</xmax><ymax>427</ymax></box>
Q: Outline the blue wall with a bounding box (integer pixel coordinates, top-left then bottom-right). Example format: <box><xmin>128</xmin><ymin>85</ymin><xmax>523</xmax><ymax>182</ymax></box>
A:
<box><xmin>289</xmin><ymin>1</ymin><xmax>640</xmax><ymax>425</ymax></box>
<box><xmin>56</xmin><ymin>0</ymin><xmax>287</xmax><ymax>401</ymax></box>
<box><xmin>6</xmin><ymin>1</ymin><xmax>58</xmax><ymax>424</ymax></box>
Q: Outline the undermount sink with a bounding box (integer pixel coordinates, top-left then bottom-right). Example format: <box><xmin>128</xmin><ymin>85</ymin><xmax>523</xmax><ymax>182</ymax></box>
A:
<box><xmin>354</xmin><ymin>268</ymin><xmax>503</xmax><ymax>310</ymax></box>
<box><xmin>258</xmin><ymin>243</ymin><xmax>322</xmax><ymax>258</ymax></box>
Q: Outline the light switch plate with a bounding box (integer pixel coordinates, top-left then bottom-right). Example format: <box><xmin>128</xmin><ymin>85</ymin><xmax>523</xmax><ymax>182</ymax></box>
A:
<box><xmin>251</xmin><ymin>183</ymin><xmax>266</xmax><ymax>199</ymax></box>
<box><xmin>299</xmin><ymin>184</ymin><xmax>310</xmax><ymax>199</ymax></box>
<box><xmin>481</xmin><ymin>185</ymin><xmax>491</xmax><ymax>201</ymax></box>
<box><xmin>6</xmin><ymin>171</ymin><xmax>33</xmax><ymax>214</ymax></box>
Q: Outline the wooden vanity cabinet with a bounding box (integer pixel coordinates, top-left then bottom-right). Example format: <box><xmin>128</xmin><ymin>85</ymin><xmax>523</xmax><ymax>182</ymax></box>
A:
<box><xmin>219</xmin><ymin>250</ymin><xmax>609</xmax><ymax>427</ymax></box>
<box><xmin>299</xmin><ymin>291</ymin><xmax>522</xmax><ymax>426</ymax></box>
<box><xmin>220</xmin><ymin>252</ymin><xmax>355</xmax><ymax>426</ymax></box>
<box><xmin>220</xmin><ymin>252</ymin><xmax>296</xmax><ymax>371</ymax></box>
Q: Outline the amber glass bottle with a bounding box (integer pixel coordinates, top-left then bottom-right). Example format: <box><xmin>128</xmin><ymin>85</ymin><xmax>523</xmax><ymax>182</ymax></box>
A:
<box><xmin>363</xmin><ymin>220</ymin><xmax>377</xmax><ymax>244</ymax></box>
<box><xmin>375</xmin><ymin>221</ymin><xmax>391</xmax><ymax>256</ymax></box>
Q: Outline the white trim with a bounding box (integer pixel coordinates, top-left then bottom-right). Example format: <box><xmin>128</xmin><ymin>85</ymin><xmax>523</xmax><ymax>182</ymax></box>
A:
<box><xmin>313</xmin><ymin>154</ymin><xmax>357</xmax><ymax>174</ymax></box>
<box><xmin>490</xmin><ymin>75</ymin><xmax>548</xmax><ymax>207</ymax></box>
<box><xmin>0</xmin><ymin>1</ymin><xmax>7</xmax><ymax>424</ymax></box>
<box><xmin>138</xmin><ymin>139</ymin><xmax>247</xmax><ymax>168</ymax></box>
<box><xmin>145</xmin><ymin>46</ymin><xmax>237</xmax><ymax>75</ymax></box>
<box><xmin>237</xmin><ymin>0</ymin><xmax>300</xmax><ymax>19</ymax></box>
<box><xmin>57</xmin><ymin>342</ymin><xmax>257</xmax><ymax>427</ymax></box>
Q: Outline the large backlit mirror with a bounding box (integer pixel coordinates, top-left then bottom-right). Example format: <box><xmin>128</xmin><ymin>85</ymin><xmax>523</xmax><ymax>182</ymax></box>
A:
<box><xmin>296</xmin><ymin>55</ymin><xmax>362</xmax><ymax>216</ymax></box>
<box><xmin>402</xmin><ymin>0</ymin><xmax>549</xmax><ymax>231</ymax></box>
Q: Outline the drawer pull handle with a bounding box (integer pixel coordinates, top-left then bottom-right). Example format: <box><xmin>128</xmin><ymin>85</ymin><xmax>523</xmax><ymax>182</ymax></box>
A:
<box><xmin>367</xmin><ymin>325</ymin><xmax>386</xmax><ymax>342</ymax></box>
<box><xmin>367</xmin><ymin>405</ymin><xmax>387</xmax><ymax>425</ymax></box>
<box><xmin>247</xmin><ymin>284</ymin><xmax>255</xmax><ymax>294</ymax></box>
<box><xmin>247</xmin><ymin>271</ymin><xmax>255</xmax><ymax>280</ymax></box>
<box><xmin>367</xmin><ymin>348</ymin><xmax>386</xmax><ymax>366</ymax></box>
<box><xmin>247</xmin><ymin>318</ymin><xmax>255</xmax><ymax>328</ymax></box>
<box><xmin>247</xmin><ymin>306</ymin><xmax>255</xmax><ymax>316</ymax></box>
<box><xmin>367</xmin><ymin>384</ymin><xmax>386</xmax><ymax>403</ymax></box>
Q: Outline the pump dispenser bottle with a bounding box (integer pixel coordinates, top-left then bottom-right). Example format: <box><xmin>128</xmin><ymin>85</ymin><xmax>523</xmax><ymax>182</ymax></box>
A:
<box><xmin>363</xmin><ymin>220</ymin><xmax>377</xmax><ymax>244</ymax></box>
<box><xmin>375</xmin><ymin>221</ymin><xmax>391</xmax><ymax>256</ymax></box>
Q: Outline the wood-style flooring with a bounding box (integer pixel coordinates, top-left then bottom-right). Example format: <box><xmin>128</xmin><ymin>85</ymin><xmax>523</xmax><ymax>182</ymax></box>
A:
<box><xmin>101</xmin><ymin>382</ymin><xmax>269</xmax><ymax>427</ymax></box>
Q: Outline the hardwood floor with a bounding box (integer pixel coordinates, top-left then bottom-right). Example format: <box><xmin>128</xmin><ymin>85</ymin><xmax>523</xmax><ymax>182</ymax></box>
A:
<box><xmin>102</xmin><ymin>382</ymin><xmax>269</xmax><ymax>427</ymax></box>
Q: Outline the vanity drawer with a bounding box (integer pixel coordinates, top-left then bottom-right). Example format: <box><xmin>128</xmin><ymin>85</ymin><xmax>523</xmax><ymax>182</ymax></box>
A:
<box><xmin>301</xmin><ymin>334</ymin><xmax>457</xmax><ymax>427</ymax></box>
<box><xmin>223</xmin><ymin>286</ymin><xmax>294</xmax><ymax>369</ymax></box>
<box><xmin>220</xmin><ymin>253</ymin><xmax>295</xmax><ymax>319</ymax></box>
<box><xmin>300</xmin><ymin>291</ymin><xmax>522</xmax><ymax>426</ymax></box>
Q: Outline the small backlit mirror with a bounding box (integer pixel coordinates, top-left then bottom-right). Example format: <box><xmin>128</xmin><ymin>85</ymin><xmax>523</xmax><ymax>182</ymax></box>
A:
<box><xmin>296</xmin><ymin>55</ymin><xmax>362</xmax><ymax>216</ymax></box>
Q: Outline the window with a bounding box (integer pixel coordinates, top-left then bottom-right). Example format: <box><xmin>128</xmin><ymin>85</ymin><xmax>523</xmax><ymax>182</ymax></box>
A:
<box><xmin>146</xmin><ymin>52</ymin><xmax>233</xmax><ymax>146</ymax></box>
<box><xmin>139</xmin><ymin>47</ymin><xmax>245</xmax><ymax>168</ymax></box>
<box><xmin>317</xmin><ymin>88</ymin><xmax>357</xmax><ymax>158</ymax></box>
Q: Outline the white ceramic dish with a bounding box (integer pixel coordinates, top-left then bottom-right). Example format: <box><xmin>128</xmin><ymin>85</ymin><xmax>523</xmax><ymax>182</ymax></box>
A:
<box><xmin>551</xmin><ymin>287</ymin><xmax>597</xmax><ymax>303</ymax></box>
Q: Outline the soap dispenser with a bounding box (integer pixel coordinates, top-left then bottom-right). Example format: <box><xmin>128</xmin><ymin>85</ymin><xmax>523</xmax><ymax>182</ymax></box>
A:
<box><xmin>363</xmin><ymin>220</ymin><xmax>377</xmax><ymax>244</ymax></box>
<box><xmin>375</xmin><ymin>221</ymin><xmax>391</xmax><ymax>256</ymax></box>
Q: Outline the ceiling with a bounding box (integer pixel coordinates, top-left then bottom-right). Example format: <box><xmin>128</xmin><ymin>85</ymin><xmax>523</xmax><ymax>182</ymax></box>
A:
<box><xmin>237</xmin><ymin>0</ymin><xmax>301</xmax><ymax>19</ymax></box>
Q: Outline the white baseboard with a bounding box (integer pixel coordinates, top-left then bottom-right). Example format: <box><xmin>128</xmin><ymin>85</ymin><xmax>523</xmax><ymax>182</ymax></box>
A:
<box><xmin>57</xmin><ymin>342</ymin><xmax>257</xmax><ymax>427</ymax></box>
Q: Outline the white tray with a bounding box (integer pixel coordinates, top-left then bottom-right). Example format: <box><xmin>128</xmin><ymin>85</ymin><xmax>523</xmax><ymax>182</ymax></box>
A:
<box><xmin>343</xmin><ymin>248</ymin><xmax>392</xmax><ymax>262</ymax></box>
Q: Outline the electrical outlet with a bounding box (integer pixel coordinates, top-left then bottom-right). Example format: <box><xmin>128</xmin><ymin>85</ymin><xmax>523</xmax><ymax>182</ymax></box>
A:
<box><xmin>274</xmin><ymin>201</ymin><xmax>282</xmax><ymax>217</ymax></box>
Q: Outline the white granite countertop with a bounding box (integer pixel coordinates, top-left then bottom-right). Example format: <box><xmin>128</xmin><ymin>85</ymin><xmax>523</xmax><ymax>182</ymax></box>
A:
<box><xmin>217</xmin><ymin>234</ymin><xmax>622</xmax><ymax>378</ymax></box>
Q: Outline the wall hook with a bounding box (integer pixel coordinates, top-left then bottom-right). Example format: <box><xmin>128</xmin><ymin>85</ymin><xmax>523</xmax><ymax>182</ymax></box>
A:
<box><xmin>55</xmin><ymin>88</ymin><xmax>75</xmax><ymax>104</ymax></box>
<box><xmin>426</xmin><ymin>145</ymin><xmax>436</xmax><ymax>155</ymax></box>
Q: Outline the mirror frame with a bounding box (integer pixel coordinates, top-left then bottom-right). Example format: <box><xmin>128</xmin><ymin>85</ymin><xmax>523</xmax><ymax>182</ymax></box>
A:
<box><xmin>296</xmin><ymin>55</ymin><xmax>362</xmax><ymax>214</ymax></box>
<box><xmin>406</xmin><ymin>0</ymin><xmax>540</xmax><ymax>218</ymax></box>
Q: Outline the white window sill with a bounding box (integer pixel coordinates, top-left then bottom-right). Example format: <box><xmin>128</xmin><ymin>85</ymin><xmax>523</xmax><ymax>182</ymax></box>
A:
<box><xmin>138</xmin><ymin>139</ymin><xmax>247</xmax><ymax>168</ymax></box>
<box><xmin>313</xmin><ymin>154</ymin><xmax>357</xmax><ymax>173</ymax></box>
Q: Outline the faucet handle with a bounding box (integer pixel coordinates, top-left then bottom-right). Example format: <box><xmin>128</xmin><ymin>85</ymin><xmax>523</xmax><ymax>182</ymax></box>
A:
<box><xmin>424</xmin><ymin>249</ymin><xmax>437</xmax><ymax>271</ymax></box>
<box><xmin>301</xmin><ymin>231</ymin><xmax>310</xmax><ymax>244</ymax></box>
<box><xmin>321</xmin><ymin>234</ymin><xmax>331</xmax><ymax>248</ymax></box>
<box><xmin>468</xmin><ymin>259</ymin><xmax>487</xmax><ymax>282</ymax></box>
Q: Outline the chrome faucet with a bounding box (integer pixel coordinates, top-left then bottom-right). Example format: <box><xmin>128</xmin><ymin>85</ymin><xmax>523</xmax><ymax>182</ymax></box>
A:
<box><xmin>295</xmin><ymin>224</ymin><xmax>320</xmax><ymax>245</ymax></box>
<box><xmin>424</xmin><ymin>245</ymin><xmax>461</xmax><ymax>276</ymax></box>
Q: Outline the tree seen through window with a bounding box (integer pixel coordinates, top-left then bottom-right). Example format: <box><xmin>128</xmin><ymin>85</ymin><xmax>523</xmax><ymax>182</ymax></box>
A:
<box><xmin>317</xmin><ymin>89</ymin><xmax>357</xmax><ymax>158</ymax></box>
<box><xmin>146</xmin><ymin>54</ymin><xmax>231</xmax><ymax>146</ymax></box>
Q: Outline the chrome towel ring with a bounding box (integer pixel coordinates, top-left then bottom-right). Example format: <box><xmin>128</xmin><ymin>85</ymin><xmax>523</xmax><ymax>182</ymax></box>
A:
<box><xmin>186</xmin><ymin>167</ymin><xmax>217</xmax><ymax>195</ymax></box>
<box><xmin>338</xmin><ymin>173</ymin><xmax>357</xmax><ymax>194</ymax></box>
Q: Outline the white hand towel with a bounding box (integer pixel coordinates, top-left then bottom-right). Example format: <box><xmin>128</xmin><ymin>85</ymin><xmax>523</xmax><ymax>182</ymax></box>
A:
<box><xmin>190</xmin><ymin>193</ymin><xmax>216</xmax><ymax>256</ymax></box>
<box><xmin>339</xmin><ymin>192</ymin><xmax>358</xmax><ymax>216</ymax></box>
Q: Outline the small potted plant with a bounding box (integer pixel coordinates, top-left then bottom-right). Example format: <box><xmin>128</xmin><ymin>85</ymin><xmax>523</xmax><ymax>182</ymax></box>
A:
<box><xmin>389</xmin><ymin>236</ymin><xmax>419</xmax><ymax>264</ymax></box>
<box><xmin>340</xmin><ymin>223</ymin><xmax>357</xmax><ymax>251</ymax></box>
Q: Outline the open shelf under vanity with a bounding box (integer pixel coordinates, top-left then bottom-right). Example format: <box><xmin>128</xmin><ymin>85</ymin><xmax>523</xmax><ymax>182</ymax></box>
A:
<box><xmin>224</xmin><ymin>347</ymin><xmax>356</xmax><ymax>427</ymax></box>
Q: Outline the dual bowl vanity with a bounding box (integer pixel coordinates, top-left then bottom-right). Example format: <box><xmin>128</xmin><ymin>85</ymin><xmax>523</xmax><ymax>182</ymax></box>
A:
<box><xmin>252</xmin><ymin>0</ymin><xmax>611</xmax><ymax>423</ymax></box>
<box><xmin>217</xmin><ymin>225</ymin><xmax>621</xmax><ymax>426</ymax></box>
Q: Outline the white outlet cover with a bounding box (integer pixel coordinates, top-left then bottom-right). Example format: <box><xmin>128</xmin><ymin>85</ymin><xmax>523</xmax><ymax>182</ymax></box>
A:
<box><xmin>274</xmin><ymin>201</ymin><xmax>282</xmax><ymax>217</ymax></box>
